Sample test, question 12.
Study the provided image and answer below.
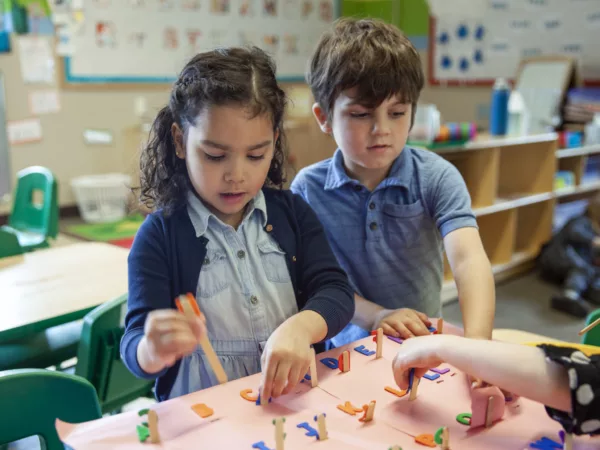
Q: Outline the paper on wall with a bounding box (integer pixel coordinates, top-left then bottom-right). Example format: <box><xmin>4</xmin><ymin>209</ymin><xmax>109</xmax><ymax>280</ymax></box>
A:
<box><xmin>17</xmin><ymin>36</ymin><xmax>55</xmax><ymax>84</ymax></box>
<box><xmin>7</xmin><ymin>119</ymin><xmax>43</xmax><ymax>145</ymax></box>
<box><xmin>29</xmin><ymin>90</ymin><xmax>61</xmax><ymax>115</ymax></box>
<box><xmin>427</xmin><ymin>0</ymin><xmax>486</xmax><ymax>18</ymax></box>
<box><xmin>83</xmin><ymin>129</ymin><xmax>113</xmax><ymax>145</ymax></box>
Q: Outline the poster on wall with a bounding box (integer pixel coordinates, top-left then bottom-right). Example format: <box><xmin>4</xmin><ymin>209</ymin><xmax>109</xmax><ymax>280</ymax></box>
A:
<box><xmin>17</xmin><ymin>36</ymin><xmax>55</xmax><ymax>84</ymax></box>
<box><xmin>428</xmin><ymin>0</ymin><xmax>600</xmax><ymax>85</ymax></box>
<box><xmin>64</xmin><ymin>0</ymin><xmax>337</xmax><ymax>84</ymax></box>
<box><xmin>7</xmin><ymin>118</ymin><xmax>43</xmax><ymax>145</ymax></box>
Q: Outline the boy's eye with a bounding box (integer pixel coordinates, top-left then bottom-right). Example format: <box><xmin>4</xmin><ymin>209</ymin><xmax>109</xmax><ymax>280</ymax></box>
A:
<box><xmin>392</xmin><ymin>111</ymin><xmax>406</xmax><ymax>117</ymax></box>
<box><xmin>350</xmin><ymin>112</ymin><xmax>370</xmax><ymax>118</ymax></box>
<box><xmin>204</xmin><ymin>153</ymin><xmax>225</xmax><ymax>161</ymax></box>
<box><xmin>248</xmin><ymin>154</ymin><xmax>265</xmax><ymax>161</ymax></box>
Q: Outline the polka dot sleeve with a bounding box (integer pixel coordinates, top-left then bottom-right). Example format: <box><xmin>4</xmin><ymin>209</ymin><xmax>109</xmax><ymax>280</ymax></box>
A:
<box><xmin>538</xmin><ymin>344</ymin><xmax>600</xmax><ymax>436</ymax></box>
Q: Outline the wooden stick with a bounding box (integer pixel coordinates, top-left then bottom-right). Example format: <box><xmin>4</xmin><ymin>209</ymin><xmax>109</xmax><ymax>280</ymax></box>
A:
<box><xmin>441</xmin><ymin>426</ymin><xmax>450</xmax><ymax>450</ymax></box>
<box><xmin>177</xmin><ymin>294</ymin><xmax>228</xmax><ymax>384</ymax></box>
<box><xmin>339</xmin><ymin>350</ymin><xmax>350</xmax><ymax>373</ymax></box>
<box><xmin>485</xmin><ymin>396</ymin><xmax>494</xmax><ymax>428</ymax></box>
<box><xmin>315</xmin><ymin>413</ymin><xmax>328</xmax><ymax>441</ymax></box>
<box><xmin>409</xmin><ymin>377</ymin><xmax>420</xmax><ymax>401</ymax></box>
<box><xmin>563</xmin><ymin>432</ymin><xmax>573</xmax><ymax>450</ymax></box>
<box><xmin>358</xmin><ymin>400</ymin><xmax>376</xmax><ymax>422</ymax></box>
<box><xmin>437</xmin><ymin>318</ymin><xmax>444</xmax><ymax>334</ymax></box>
<box><xmin>309</xmin><ymin>347</ymin><xmax>318</xmax><ymax>387</ymax></box>
<box><xmin>147</xmin><ymin>409</ymin><xmax>160</xmax><ymax>444</ymax></box>
<box><xmin>273</xmin><ymin>417</ymin><xmax>285</xmax><ymax>450</ymax></box>
<box><xmin>375</xmin><ymin>327</ymin><xmax>383</xmax><ymax>359</ymax></box>
<box><xmin>578</xmin><ymin>317</ymin><xmax>600</xmax><ymax>336</ymax></box>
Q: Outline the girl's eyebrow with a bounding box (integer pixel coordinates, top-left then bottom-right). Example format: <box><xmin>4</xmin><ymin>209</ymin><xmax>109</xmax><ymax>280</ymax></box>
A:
<box><xmin>201</xmin><ymin>139</ymin><xmax>272</xmax><ymax>151</ymax></box>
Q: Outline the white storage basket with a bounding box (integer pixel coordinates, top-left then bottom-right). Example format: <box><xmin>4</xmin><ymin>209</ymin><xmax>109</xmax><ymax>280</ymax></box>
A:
<box><xmin>71</xmin><ymin>173</ymin><xmax>132</xmax><ymax>223</ymax></box>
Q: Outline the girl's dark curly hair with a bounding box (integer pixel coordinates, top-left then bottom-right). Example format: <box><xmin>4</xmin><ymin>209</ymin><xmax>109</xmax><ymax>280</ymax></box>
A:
<box><xmin>139</xmin><ymin>46</ymin><xmax>288</xmax><ymax>214</ymax></box>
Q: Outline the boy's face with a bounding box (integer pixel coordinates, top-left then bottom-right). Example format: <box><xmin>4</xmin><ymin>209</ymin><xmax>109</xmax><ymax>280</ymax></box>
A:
<box><xmin>315</xmin><ymin>89</ymin><xmax>412</xmax><ymax>180</ymax></box>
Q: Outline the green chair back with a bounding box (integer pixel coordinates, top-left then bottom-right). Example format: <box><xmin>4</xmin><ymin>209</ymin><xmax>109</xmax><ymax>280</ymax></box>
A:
<box><xmin>75</xmin><ymin>293</ymin><xmax>153</xmax><ymax>414</ymax></box>
<box><xmin>8</xmin><ymin>166</ymin><xmax>59</xmax><ymax>240</ymax></box>
<box><xmin>0</xmin><ymin>228</ymin><xmax>22</xmax><ymax>258</ymax></box>
<box><xmin>0</xmin><ymin>369</ymin><xmax>101</xmax><ymax>450</ymax></box>
<box><xmin>581</xmin><ymin>309</ymin><xmax>600</xmax><ymax>347</ymax></box>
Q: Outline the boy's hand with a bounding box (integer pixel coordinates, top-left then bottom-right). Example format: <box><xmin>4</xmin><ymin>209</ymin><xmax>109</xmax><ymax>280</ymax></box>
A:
<box><xmin>260</xmin><ymin>319</ymin><xmax>313</xmax><ymax>401</ymax></box>
<box><xmin>375</xmin><ymin>308</ymin><xmax>432</xmax><ymax>338</ymax></box>
<box><xmin>392</xmin><ymin>334</ymin><xmax>450</xmax><ymax>389</ymax></box>
<box><xmin>137</xmin><ymin>309</ymin><xmax>206</xmax><ymax>374</ymax></box>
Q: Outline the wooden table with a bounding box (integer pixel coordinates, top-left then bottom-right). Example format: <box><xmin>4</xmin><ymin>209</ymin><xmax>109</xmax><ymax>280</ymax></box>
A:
<box><xmin>0</xmin><ymin>242</ymin><xmax>129</xmax><ymax>341</ymax></box>
<box><xmin>492</xmin><ymin>329</ymin><xmax>566</xmax><ymax>345</ymax></box>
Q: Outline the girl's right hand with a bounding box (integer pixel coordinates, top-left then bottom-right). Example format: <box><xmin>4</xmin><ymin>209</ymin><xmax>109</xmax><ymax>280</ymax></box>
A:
<box><xmin>137</xmin><ymin>309</ymin><xmax>207</xmax><ymax>374</ymax></box>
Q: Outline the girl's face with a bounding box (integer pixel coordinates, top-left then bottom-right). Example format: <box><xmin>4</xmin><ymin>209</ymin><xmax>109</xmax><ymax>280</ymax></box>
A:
<box><xmin>173</xmin><ymin>105</ymin><xmax>277</xmax><ymax>228</ymax></box>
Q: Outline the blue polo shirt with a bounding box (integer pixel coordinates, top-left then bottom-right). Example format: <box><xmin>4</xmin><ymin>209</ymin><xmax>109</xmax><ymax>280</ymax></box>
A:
<box><xmin>291</xmin><ymin>147</ymin><xmax>477</xmax><ymax>346</ymax></box>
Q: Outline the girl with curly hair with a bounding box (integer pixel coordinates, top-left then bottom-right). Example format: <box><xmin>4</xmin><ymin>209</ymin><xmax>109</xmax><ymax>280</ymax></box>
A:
<box><xmin>121</xmin><ymin>46</ymin><xmax>354</xmax><ymax>401</ymax></box>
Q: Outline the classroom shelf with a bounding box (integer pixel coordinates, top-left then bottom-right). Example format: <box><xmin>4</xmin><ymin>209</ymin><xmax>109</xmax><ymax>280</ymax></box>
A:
<box><xmin>438</xmin><ymin>133</ymin><xmax>558</xmax><ymax>303</ymax></box>
<box><xmin>514</xmin><ymin>199</ymin><xmax>554</xmax><ymax>256</ymax></box>
<box><xmin>473</xmin><ymin>192</ymin><xmax>554</xmax><ymax>217</ymax></box>
<box><xmin>556</xmin><ymin>144</ymin><xmax>600</xmax><ymax>159</ymax></box>
<box><xmin>558</xmin><ymin>155</ymin><xmax>587</xmax><ymax>185</ymax></box>
<box><xmin>443</xmin><ymin>148</ymin><xmax>499</xmax><ymax>209</ymax></box>
<box><xmin>441</xmin><ymin>251</ymin><xmax>537</xmax><ymax>305</ymax></box>
<box><xmin>555</xmin><ymin>180</ymin><xmax>600</xmax><ymax>200</ymax></box>
<box><xmin>498</xmin><ymin>140</ymin><xmax>557</xmax><ymax>198</ymax></box>
<box><xmin>478</xmin><ymin>210</ymin><xmax>517</xmax><ymax>266</ymax></box>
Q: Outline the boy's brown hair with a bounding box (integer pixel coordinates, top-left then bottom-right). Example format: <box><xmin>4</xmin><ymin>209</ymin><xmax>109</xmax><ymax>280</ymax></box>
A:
<box><xmin>307</xmin><ymin>17</ymin><xmax>424</xmax><ymax>125</ymax></box>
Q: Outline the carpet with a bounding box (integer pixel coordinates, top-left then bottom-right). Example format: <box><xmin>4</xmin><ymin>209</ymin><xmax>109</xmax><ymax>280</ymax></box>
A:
<box><xmin>65</xmin><ymin>214</ymin><xmax>144</xmax><ymax>248</ymax></box>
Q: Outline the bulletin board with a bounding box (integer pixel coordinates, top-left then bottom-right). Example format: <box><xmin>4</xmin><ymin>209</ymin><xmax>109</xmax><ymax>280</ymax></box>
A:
<box><xmin>428</xmin><ymin>0</ymin><xmax>600</xmax><ymax>86</ymax></box>
<box><xmin>61</xmin><ymin>0</ymin><xmax>339</xmax><ymax>87</ymax></box>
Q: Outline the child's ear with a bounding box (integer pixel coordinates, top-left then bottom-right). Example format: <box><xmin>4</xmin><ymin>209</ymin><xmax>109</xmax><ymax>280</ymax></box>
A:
<box><xmin>312</xmin><ymin>103</ymin><xmax>331</xmax><ymax>135</ymax></box>
<box><xmin>171</xmin><ymin>123</ymin><xmax>185</xmax><ymax>159</ymax></box>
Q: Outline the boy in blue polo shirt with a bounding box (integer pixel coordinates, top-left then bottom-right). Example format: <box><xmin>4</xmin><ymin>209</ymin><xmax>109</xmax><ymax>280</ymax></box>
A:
<box><xmin>291</xmin><ymin>17</ymin><xmax>496</xmax><ymax>346</ymax></box>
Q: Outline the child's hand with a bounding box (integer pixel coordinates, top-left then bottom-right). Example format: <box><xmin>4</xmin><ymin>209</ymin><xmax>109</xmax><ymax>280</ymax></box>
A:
<box><xmin>392</xmin><ymin>335</ymin><xmax>451</xmax><ymax>389</ymax></box>
<box><xmin>375</xmin><ymin>308</ymin><xmax>432</xmax><ymax>338</ymax></box>
<box><xmin>137</xmin><ymin>309</ymin><xmax>207</xmax><ymax>374</ymax></box>
<box><xmin>260</xmin><ymin>319</ymin><xmax>313</xmax><ymax>400</ymax></box>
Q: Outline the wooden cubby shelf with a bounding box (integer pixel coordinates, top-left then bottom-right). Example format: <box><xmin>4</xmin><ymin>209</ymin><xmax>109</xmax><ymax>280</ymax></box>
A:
<box><xmin>438</xmin><ymin>133</ymin><xmax>565</xmax><ymax>304</ymax></box>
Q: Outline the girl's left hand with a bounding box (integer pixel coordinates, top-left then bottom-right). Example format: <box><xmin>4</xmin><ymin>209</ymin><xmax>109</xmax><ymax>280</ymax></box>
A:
<box><xmin>260</xmin><ymin>319</ymin><xmax>313</xmax><ymax>400</ymax></box>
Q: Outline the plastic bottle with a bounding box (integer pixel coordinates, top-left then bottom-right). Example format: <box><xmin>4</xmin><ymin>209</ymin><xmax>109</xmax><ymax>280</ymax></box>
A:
<box><xmin>489</xmin><ymin>78</ymin><xmax>510</xmax><ymax>136</ymax></box>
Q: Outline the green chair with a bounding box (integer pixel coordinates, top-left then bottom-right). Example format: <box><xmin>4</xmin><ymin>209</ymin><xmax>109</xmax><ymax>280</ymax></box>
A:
<box><xmin>1</xmin><ymin>166</ymin><xmax>59</xmax><ymax>252</ymax></box>
<box><xmin>0</xmin><ymin>369</ymin><xmax>101</xmax><ymax>450</ymax></box>
<box><xmin>1</xmin><ymin>320</ymin><xmax>82</xmax><ymax>371</ymax></box>
<box><xmin>581</xmin><ymin>309</ymin><xmax>600</xmax><ymax>347</ymax></box>
<box><xmin>75</xmin><ymin>293</ymin><xmax>154</xmax><ymax>414</ymax></box>
<box><xmin>0</xmin><ymin>228</ymin><xmax>23</xmax><ymax>258</ymax></box>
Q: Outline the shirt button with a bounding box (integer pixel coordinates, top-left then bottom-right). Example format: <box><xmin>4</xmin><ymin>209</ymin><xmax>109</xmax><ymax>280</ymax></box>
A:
<box><xmin>369</xmin><ymin>202</ymin><xmax>376</xmax><ymax>210</ymax></box>
<box><xmin>237</xmin><ymin>250</ymin><xmax>246</xmax><ymax>259</ymax></box>
<box><xmin>266</xmin><ymin>224</ymin><xmax>273</xmax><ymax>232</ymax></box>
<box><xmin>369</xmin><ymin>221</ymin><xmax>378</xmax><ymax>231</ymax></box>
<box><xmin>250</xmin><ymin>295</ymin><xmax>259</xmax><ymax>305</ymax></box>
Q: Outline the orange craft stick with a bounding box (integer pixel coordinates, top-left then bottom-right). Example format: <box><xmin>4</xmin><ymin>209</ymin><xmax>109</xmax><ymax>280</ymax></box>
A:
<box><xmin>176</xmin><ymin>293</ymin><xmax>228</xmax><ymax>385</ymax></box>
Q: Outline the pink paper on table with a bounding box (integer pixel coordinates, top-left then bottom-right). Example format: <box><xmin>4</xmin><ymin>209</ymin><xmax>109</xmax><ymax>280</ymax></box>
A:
<box><xmin>378</xmin><ymin>370</ymin><xmax>474</xmax><ymax>440</ymax></box>
<box><xmin>456</xmin><ymin>398</ymin><xmax>600</xmax><ymax>449</ymax></box>
<box><xmin>318</xmin><ymin>356</ymin><xmax>406</xmax><ymax>410</ymax></box>
<box><xmin>469</xmin><ymin>385</ymin><xmax>505</xmax><ymax>428</ymax></box>
<box><xmin>56</xmin><ymin>329</ymin><xmax>600</xmax><ymax>450</ymax></box>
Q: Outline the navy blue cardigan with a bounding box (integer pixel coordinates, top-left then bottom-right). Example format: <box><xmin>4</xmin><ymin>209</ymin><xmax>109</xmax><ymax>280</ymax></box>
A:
<box><xmin>121</xmin><ymin>188</ymin><xmax>355</xmax><ymax>401</ymax></box>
